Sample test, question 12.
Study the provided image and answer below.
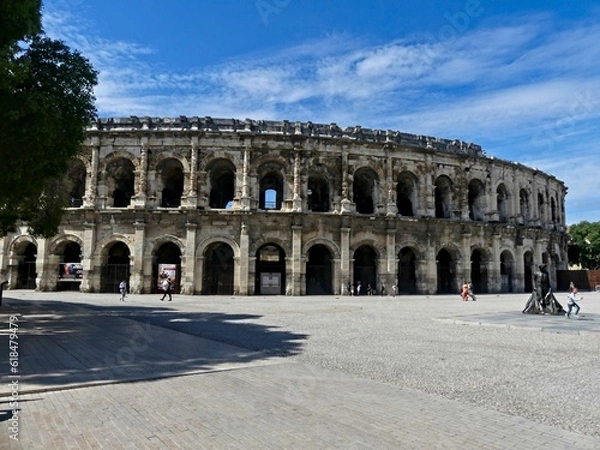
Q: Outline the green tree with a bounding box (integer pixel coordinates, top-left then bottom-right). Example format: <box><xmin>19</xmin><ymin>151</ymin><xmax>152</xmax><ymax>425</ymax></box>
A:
<box><xmin>0</xmin><ymin>0</ymin><xmax>97</xmax><ymax>237</ymax></box>
<box><xmin>568</xmin><ymin>221</ymin><xmax>600</xmax><ymax>270</ymax></box>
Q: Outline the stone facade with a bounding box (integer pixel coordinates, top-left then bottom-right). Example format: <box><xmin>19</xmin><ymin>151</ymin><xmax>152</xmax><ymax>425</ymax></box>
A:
<box><xmin>0</xmin><ymin>117</ymin><xmax>568</xmax><ymax>296</ymax></box>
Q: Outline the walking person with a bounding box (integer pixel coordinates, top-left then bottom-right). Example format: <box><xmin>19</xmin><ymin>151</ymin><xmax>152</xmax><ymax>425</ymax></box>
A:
<box><xmin>565</xmin><ymin>287</ymin><xmax>582</xmax><ymax>318</ymax></box>
<box><xmin>160</xmin><ymin>277</ymin><xmax>173</xmax><ymax>301</ymax></box>
<box><xmin>119</xmin><ymin>280</ymin><xmax>127</xmax><ymax>301</ymax></box>
<box><xmin>391</xmin><ymin>283</ymin><xmax>397</xmax><ymax>297</ymax></box>
<box><xmin>468</xmin><ymin>281</ymin><xmax>476</xmax><ymax>301</ymax></box>
<box><xmin>461</xmin><ymin>281</ymin><xmax>469</xmax><ymax>301</ymax></box>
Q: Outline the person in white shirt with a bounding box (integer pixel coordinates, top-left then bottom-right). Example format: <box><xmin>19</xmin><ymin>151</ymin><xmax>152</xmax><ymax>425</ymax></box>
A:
<box><xmin>119</xmin><ymin>280</ymin><xmax>127</xmax><ymax>301</ymax></box>
<box><xmin>566</xmin><ymin>287</ymin><xmax>582</xmax><ymax>318</ymax></box>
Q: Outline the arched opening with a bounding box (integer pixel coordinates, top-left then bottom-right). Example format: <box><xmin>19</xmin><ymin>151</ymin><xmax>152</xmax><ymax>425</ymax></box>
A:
<box><xmin>57</xmin><ymin>242</ymin><xmax>82</xmax><ymax>291</ymax></box>
<box><xmin>259</xmin><ymin>171</ymin><xmax>283</xmax><ymax>210</ymax></box>
<box><xmin>520</xmin><ymin>189</ymin><xmax>530</xmax><ymax>224</ymax></box>
<box><xmin>500</xmin><ymin>250</ymin><xmax>514</xmax><ymax>293</ymax></box>
<box><xmin>16</xmin><ymin>242</ymin><xmax>37</xmax><ymax>289</ymax></box>
<box><xmin>436</xmin><ymin>248</ymin><xmax>455</xmax><ymax>294</ymax></box>
<box><xmin>353</xmin><ymin>168</ymin><xmax>378</xmax><ymax>214</ymax></box>
<box><xmin>67</xmin><ymin>159</ymin><xmax>86</xmax><ymax>207</ymax></box>
<box><xmin>551</xmin><ymin>197</ymin><xmax>557</xmax><ymax>224</ymax></box>
<box><xmin>353</xmin><ymin>245</ymin><xmax>377</xmax><ymax>294</ymax></box>
<box><xmin>158</xmin><ymin>159</ymin><xmax>184</xmax><ymax>208</ymax></box>
<box><xmin>306</xmin><ymin>244</ymin><xmax>333</xmax><ymax>295</ymax></box>
<box><xmin>100</xmin><ymin>242</ymin><xmax>130</xmax><ymax>293</ymax></box>
<box><xmin>434</xmin><ymin>175</ymin><xmax>453</xmax><ymax>219</ymax></box>
<box><xmin>155</xmin><ymin>242</ymin><xmax>182</xmax><ymax>294</ymax></box>
<box><xmin>396</xmin><ymin>173</ymin><xmax>416</xmax><ymax>217</ymax></box>
<box><xmin>307</xmin><ymin>175</ymin><xmax>330</xmax><ymax>212</ymax></box>
<box><xmin>524</xmin><ymin>251</ymin><xmax>534</xmax><ymax>292</ymax></box>
<box><xmin>470</xmin><ymin>249</ymin><xmax>487</xmax><ymax>294</ymax></box>
<box><xmin>208</xmin><ymin>159</ymin><xmax>236</xmax><ymax>209</ymax></box>
<box><xmin>203</xmin><ymin>243</ymin><xmax>234</xmax><ymax>295</ymax></box>
<box><xmin>468</xmin><ymin>179</ymin><xmax>486</xmax><ymax>221</ymax></box>
<box><xmin>497</xmin><ymin>184</ymin><xmax>509</xmax><ymax>223</ymax></box>
<box><xmin>255</xmin><ymin>244</ymin><xmax>286</xmax><ymax>294</ymax></box>
<box><xmin>397</xmin><ymin>247</ymin><xmax>417</xmax><ymax>294</ymax></box>
<box><xmin>106</xmin><ymin>158</ymin><xmax>135</xmax><ymax>208</ymax></box>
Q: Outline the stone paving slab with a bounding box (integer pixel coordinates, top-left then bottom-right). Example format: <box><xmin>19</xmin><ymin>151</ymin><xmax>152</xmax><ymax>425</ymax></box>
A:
<box><xmin>434</xmin><ymin>311</ymin><xmax>600</xmax><ymax>334</ymax></box>
<box><xmin>2</xmin><ymin>361</ymin><xmax>600</xmax><ymax>450</ymax></box>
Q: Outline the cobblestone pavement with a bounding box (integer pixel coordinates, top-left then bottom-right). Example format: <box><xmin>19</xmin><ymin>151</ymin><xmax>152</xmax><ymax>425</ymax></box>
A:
<box><xmin>1</xmin><ymin>290</ymin><xmax>599</xmax><ymax>449</ymax></box>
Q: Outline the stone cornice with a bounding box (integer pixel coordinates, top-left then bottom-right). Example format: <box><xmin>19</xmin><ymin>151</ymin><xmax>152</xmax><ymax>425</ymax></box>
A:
<box><xmin>88</xmin><ymin>116</ymin><xmax>484</xmax><ymax>157</ymax></box>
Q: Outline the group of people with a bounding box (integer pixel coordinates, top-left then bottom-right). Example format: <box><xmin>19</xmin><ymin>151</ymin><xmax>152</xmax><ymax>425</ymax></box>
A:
<box><xmin>460</xmin><ymin>281</ymin><xmax>476</xmax><ymax>301</ymax></box>
<box><xmin>116</xmin><ymin>277</ymin><xmax>175</xmax><ymax>302</ymax></box>
<box><xmin>346</xmin><ymin>282</ymin><xmax>397</xmax><ymax>297</ymax></box>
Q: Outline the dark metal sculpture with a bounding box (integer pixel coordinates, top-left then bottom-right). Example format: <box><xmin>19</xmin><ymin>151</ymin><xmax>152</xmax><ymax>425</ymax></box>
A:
<box><xmin>522</xmin><ymin>264</ymin><xmax>565</xmax><ymax>315</ymax></box>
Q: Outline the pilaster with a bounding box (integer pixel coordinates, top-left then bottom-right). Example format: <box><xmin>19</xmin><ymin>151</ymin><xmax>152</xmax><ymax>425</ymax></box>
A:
<box><xmin>130</xmin><ymin>220</ymin><xmax>145</xmax><ymax>293</ymax></box>
<box><xmin>238</xmin><ymin>222</ymin><xmax>250</xmax><ymax>295</ymax></box>
<box><xmin>183</xmin><ymin>222</ymin><xmax>197</xmax><ymax>294</ymax></box>
<box><xmin>291</xmin><ymin>224</ymin><xmax>303</xmax><ymax>295</ymax></box>
<box><xmin>80</xmin><ymin>221</ymin><xmax>96</xmax><ymax>292</ymax></box>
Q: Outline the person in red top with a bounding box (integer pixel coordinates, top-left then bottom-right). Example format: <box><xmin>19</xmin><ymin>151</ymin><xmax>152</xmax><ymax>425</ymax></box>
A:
<box><xmin>461</xmin><ymin>281</ymin><xmax>469</xmax><ymax>301</ymax></box>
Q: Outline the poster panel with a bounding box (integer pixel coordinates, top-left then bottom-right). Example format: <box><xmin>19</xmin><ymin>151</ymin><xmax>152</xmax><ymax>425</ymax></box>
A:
<box><xmin>59</xmin><ymin>263</ymin><xmax>83</xmax><ymax>281</ymax></box>
<box><xmin>157</xmin><ymin>264</ymin><xmax>177</xmax><ymax>289</ymax></box>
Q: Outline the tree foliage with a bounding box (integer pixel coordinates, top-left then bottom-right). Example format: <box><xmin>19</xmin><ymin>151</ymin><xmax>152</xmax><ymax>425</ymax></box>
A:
<box><xmin>567</xmin><ymin>221</ymin><xmax>600</xmax><ymax>270</ymax></box>
<box><xmin>0</xmin><ymin>0</ymin><xmax>97</xmax><ymax>237</ymax></box>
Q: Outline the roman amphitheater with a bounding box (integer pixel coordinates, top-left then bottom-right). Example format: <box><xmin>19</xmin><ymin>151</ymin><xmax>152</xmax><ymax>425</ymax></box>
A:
<box><xmin>0</xmin><ymin>117</ymin><xmax>568</xmax><ymax>296</ymax></box>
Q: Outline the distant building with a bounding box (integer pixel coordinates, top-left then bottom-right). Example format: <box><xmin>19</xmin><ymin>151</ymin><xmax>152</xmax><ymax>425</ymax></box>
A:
<box><xmin>0</xmin><ymin>117</ymin><xmax>568</xmax><ymax>295</ymax></box>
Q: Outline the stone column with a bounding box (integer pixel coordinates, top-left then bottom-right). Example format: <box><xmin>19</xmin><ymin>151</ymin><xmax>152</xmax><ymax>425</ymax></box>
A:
<box><xmin>80</xmin><ymin>221</ymin><xmax>96</xmax><ymax>293</ymax></box>
<box><xmin>34</xmin><ymin>238</ymin><xmax>48</xmax><ymax>291</ymax></box>
<box><xmin>423</xmin><ymin>155</ymin><xmax>434</xmax><ymax>217</ymax></box>
<box><xmin>425</xmin><ymin>237</ymin><xmax>437</xmax><ymax>295</ymax></box>
<box><xmin>461</xmin><ymin>230</ymin><xmax>471</xmax><ymax>283</ymax></box>
<box><xmin>385</xmin><ymin>148</ymin><xmax>397</xmax><ymax>216</ymax></box>
<box><xmin>238</xmin><ymin>222</ymin><xmax>250</xmax><ymax>295</ymax></box>
<box><xmin>515</xmin><ymin>244</ymin><xmax>525</xmax><ymax>292</ymax></box>
<box><xmin>183</xmin><ymin>222</ymin><xmax>197</xmax><ymax>295</ymax></box>
<box><xmin>340</xmin><ymin>227</ymin><xmax>351</xmax><ymax>285</ymax></box>
<box><xmin>239</xmin><ymin>147</ymin><xmax>252</xmax><ymax>210</ymax></box>
<box><xmin>535</xmin><ymin>237</ymin><xmax>545</xmax><ymax>266</ymax></box>
<box><xmin>291</xmin><ymin>225</ymin><xmax>303</xmax><ymax>295</ymax></box>
<box><xmin>130</xmin><ymin>220</ymin><xmax>145</xmax><ymax>293</ymax></box>
<box><xmin>333</xmin><ymin>258</ymin><xmax>342</xmax><ymax>295</ymax></box>
<box><xmin>184</xmin><ymin>137</ymin><xmax>199</xmax><ymax>208</ymax></box>
<box><xmin>340</xmin><ymin>151</ymin><xmax>352</xmax><ymax>214</ymax></box>
<box><xmin>490</xmin><ymin>233</ymin><xmax>501</xmax><ymax>293</ymax></box>
<box><xmin>84</xmin><ymin>140</ymin><xmax>99</xmax><ymax>208</ymax></box>
<box><xmin>385</xmin><ymin>228</ymin><xmax>396</xmax><ymax>290</ymax></box>
<box><xmin>292</xmin><ymin>149</ymin><xmax>303</xmax><ymax>212</ymax></box>
<box><xmin>132</xmin><ymin>137</ymin><xmax>148</xmax><ymax>208</ymax></box>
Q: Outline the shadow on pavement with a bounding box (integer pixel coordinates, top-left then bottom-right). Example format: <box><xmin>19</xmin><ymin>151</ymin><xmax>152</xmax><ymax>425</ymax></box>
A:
<box><xmin>0</xmin><ymin>297</ymin><xmax>308</xmax><ymax>394</ymax></box>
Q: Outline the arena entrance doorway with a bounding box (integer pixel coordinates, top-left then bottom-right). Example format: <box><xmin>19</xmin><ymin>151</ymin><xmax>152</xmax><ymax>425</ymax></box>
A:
<box><xmin>255</xmin><ymin>244</ymin><xmax>286</xmax><ymax>295</ymax></box>
<box><xmin>203</xmin><ymin>243</ymin><xmax>234</xmax><ymax>295</ymax></box>
<box><xmin>306</xmin><ymin>245</ymin><xmax>333</xmax><ymax>295</ymax></box>
<box><xmin>101</xmin><ymin>242</ymin><xmax>130</xmax><ymax>293</ymax></box>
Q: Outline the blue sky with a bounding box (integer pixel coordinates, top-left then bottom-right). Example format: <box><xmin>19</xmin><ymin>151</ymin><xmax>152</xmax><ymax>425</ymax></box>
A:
<box><xmin>42</xmin><ymin>0</ymin><xmax>600</xmax><ymax>225</ymax></box>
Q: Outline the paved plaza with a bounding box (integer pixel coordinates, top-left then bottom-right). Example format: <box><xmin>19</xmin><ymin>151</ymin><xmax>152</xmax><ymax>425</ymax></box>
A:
<box><xmin>1</xmin><ymin>289</ymin><xmax>599</xmax><ymax>449</ymax></box>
